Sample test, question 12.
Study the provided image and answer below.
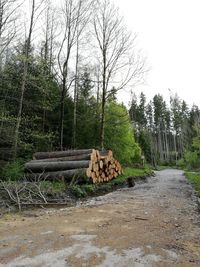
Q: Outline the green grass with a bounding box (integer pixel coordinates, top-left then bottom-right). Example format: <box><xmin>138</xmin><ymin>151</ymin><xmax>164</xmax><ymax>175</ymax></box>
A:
<box><xmin>110</xmin><ymin>167</ymin><xmax>152</xmax><ymax>186</ymax></box>
<box><xmin>185</xmin><ymin>172</ymin><xmax>200</xmax><ymax>196</ymax></box>
<box><xmin>40</xmin><ymin>181</ymin><xmax>66</xmax><ymax>193</ymax></box>
<box><xmin>68</xmin><ymin>167</ymin><xmax>153</xmax><ymax>198</ymax></box>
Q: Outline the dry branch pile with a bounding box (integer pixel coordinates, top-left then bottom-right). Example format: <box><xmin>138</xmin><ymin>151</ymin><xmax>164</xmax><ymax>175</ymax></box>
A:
<box><xmin>25</xmin><ymin>149</ymin><xmax>122</xmax><ymax>184</ymax></box>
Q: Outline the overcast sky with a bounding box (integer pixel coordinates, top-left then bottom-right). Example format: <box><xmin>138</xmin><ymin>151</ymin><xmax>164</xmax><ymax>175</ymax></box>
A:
<box><xmin>115</xmin><ymin>0</ymin><xmax>200</xmax><ymax>107</ymax></box>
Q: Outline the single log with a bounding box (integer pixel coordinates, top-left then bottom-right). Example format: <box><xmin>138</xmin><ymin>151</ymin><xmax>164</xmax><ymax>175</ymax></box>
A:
<box><xmin>25</xmin><ymin>160</ymin><xmax>91</xmax><ymax>172</ymax></box>
<box><xmin>33</xmin><ymin>149</ymin><xmax>95</xmax><ymax>160</ymax></box>
<box><xmin>92</xmin><ymin>162</ymin><xmax>99</xmax><ymax>172</ymax></box>
<box><xmin>91</xmin><ymin>172</ymin><xmax>96</xmax><ymax>182</ymax></box>
<box><xmin>99</xmin><ymin>160</ymin><xmax>103</xmax><ymax>169</ymax></box>
<box><xmin>96</xmin><ymin>150</ymin><xmax>100</xmax><ymax>161</ymax></box>
<box><xmin>113</xmin><ymin>172</ymin><xmax>118</xmax><ymax>178</ymax></box>
<box><xmin>91</xmin><ymin>153</ymin><xmax>97</xmax><ymax>162</ymax></box>
<box><xmin>30</xmin><ymin>153</ymin><xmax>93</xmax><ymax>163</ymax></box>
<box><xmin>26</xmin><ymin>168</ymin><xmax>87</xmax><ymax>181</ymax></box>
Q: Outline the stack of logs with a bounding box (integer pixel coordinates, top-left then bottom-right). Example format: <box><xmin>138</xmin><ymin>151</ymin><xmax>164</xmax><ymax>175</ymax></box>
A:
<box><xmin>24</xmin><ymin>149</ymin><xmax>122</xmax><ymax>184</ymax></box>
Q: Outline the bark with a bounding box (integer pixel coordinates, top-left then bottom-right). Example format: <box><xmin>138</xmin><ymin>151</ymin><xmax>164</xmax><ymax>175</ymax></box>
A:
<box><xmin>93</xmin><ymin>0</ymin><xmax>145</xmax><ymax>149</ymax></box>
<box><xmin>58</xmin><ymin>0</ymin><xmax>89</xmax><ymax>149</ymax></box>
<box><xmin>59</xmin><ymin>78</ymin><xmax>66</xmax><ymax>150</ymax></box>
<box><xmin>33</xmin><ymin>149</ymin><xmax>94</xmax><ymax>159</ymax></box>
<box><xmin>13</xmin><ymin>0</ymin><xmax>35</xmax><ymax>159</ymax></box>
<box><xmin>30</xmin><ymin>153</ymin><xmax>92</xmax><ymax>162</ymax></box>
<box><xmin>25</xmin><ymin>160</ymin><xmax>90</xmax><ymax>172</ymax></box>
<box><xmin>72</xmin><ymin>34</ymin><xmax>79</xmax><ymax>148</ymax></box>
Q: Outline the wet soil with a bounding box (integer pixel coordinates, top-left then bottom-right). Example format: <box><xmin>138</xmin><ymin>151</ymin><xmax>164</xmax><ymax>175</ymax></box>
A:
<box><xmin>0</xmin><ymin>169</ymin><xmax>200</xmax><ymax>266</ymax></box>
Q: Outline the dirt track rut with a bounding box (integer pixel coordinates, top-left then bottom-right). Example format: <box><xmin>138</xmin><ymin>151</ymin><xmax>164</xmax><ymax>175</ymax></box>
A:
<box><xmin>0</xmin><ymin>169</ymin><xmax>200</xmax><ymax>266</ymax></box>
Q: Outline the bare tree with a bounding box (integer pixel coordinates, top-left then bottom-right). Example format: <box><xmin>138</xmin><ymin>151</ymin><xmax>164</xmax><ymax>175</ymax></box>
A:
<box><xmin>57</xmin><ymin>0</ymin><xmax>92</xmax><ymax>150</ymax></box>
<box><xmin>0</xmin><ymin>0</ymin><xmax>22</xmax><ymax>70</ymax></box>
<box><xmin>13</xmin><ymin>0</ymin><xmax>45</xmax><ymax>158</ymax></box>
<box><xmin>93</xmin><ymin>0</ymin><xmax>146</xmax><ymax>149</ymax></box>
<box><xmin>72</xmin><ymin>37</ymin><xmax>79</xmax><ymax>148</ymax></box>
<box><xmin>40</xmin><ymin>0</ymin><xmax>58</xmax><ymax>131</ymax></box>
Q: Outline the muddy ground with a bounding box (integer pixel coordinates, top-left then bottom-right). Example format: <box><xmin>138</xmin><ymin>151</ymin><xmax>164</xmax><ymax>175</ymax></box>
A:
<box><xmin>0</xmin><ymin>169</ymin><xmax>200</xmax><ymax>266</ymax></box>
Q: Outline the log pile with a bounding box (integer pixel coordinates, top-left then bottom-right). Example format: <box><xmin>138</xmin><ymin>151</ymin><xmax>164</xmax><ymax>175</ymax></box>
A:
<box><xmin>25</xmin><ymin>149</ymin><xmax>122</xmax><ymax>184</ymax></box>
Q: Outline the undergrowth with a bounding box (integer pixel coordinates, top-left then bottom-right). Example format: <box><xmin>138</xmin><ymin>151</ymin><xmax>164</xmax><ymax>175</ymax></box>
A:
<box><xmin>185</xmin><ymin>172</ymin><xmax>200</xmax><ymax>196</ymax></box>
<box><xmin>69</xmin><ymin>166</ymin><xmax>152</xmax><ymax>198</ymax></box>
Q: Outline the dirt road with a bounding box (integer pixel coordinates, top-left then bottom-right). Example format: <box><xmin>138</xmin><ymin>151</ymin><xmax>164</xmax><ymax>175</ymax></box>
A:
<box><xmin>0</xmin><ymin>169</ymin><xmax>200</xmax><ymax>266</ymax></box>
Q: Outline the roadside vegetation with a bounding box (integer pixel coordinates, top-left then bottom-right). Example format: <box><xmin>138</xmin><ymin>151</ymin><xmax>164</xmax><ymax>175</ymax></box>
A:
<box><xmin>0</xmin><ymin>0</ymin><xmax>200</xmax><ymax>212</ymax></box>
<box><xmin>185</xmin><ymin>172</ymin><xmax>200</xmax><ymax>196</ymax></box>
<box><xmin>0</xmin><ymin>166</ymin><xmax>153</xmax><ymax>212</ymax></box>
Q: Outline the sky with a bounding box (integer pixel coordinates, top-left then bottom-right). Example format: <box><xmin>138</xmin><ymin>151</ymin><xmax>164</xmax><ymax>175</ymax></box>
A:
<box><xmin>115</xmin><ymin>0</ymin><xmax>200</xmax><ymax>107</ymax></box>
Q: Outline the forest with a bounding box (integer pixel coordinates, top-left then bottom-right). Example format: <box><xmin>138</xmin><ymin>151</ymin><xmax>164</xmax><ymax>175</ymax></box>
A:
<box><xmin>1</xmin><ymin>1</ymin><xmax>200</xmax><ymax>264</ymax></box>
<box><xmin>0</xmin><ymin>0</ymin><xmax>200</xmax><ymax>181</ymax></box>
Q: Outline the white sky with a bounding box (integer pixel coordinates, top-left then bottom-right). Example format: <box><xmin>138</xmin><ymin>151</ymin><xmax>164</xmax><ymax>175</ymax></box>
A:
<box><xmin>115</xmin><ymin>0</ymin><xmax>200</xmax><ymax>107</ymax></box>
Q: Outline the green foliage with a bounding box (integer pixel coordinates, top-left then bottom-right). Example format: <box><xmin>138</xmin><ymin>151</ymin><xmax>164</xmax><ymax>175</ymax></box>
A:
<box><xmin>185</xmin><ymin>172</ymin><xmax>200</xmax><ymax>196</ymax></box>
<box><xmin>68</xmin><ymin>167</ymin><xmax>152</xmax><ymax>198</ymax></box>
<box><xmin>137</xmin><ymin>129</ymin><xmax>151</xmax><ymax>162</ymax></box>
<box><xmin>39</xmin><ymin>181</ymin><xmax>66</xmax><ymax>193</ymax></box>
<box><xmin>1</xmin><ymin>160</ymin><xmax>24</xmax><ymax>181</ymax></box>
<box><xmin>31</xmin><ymin>131</ymin><xmax>57</xmax><ymax>152</ymax></box>
<box><xmin>82</xmin><ymin>184</ymin><xmax>95</xmax><ymax>194</ymax></box>
<box><xmin>111</xmin><ymin>167</ymin><xmax>152</xmax><ymax>186</ymax></box>
<box><xmin>75</xmin><ymin>71</ymin><xmax>99</xmax><ymax>148</ymax></box>
<box><xmin>70</xmin><ymin>185</ymin><xmax>87</xmax><ymax>198</ymax></box>
<box><xmin>176</xmin><ymin>158</ymin><xmax>185</xmax><ymax>168</ymax></box>
<box><xmin>183</xmin><ymin>123</ymin><xmax>200</xmax><ymax>170</ymax></box>
<box><xmin>184</xmin><ymin>151</ymin><xmax>200</xmax><ymax>170</ymax></box>
<box><xmin>192</xmin><ymin>124</ymin><xmax>200</xmax><ymax>151</ymax></box>
<box><xmin>105</xmin><ymin>102</ymin><xmax>140</xmax><ymax>164</ymax></box>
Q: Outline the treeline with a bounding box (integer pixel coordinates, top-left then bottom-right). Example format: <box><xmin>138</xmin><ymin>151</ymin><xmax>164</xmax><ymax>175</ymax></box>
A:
<box><xmin>129</xmin><ymin>92</ymin><xmax>200</xmax><ymax>167</ymax></box>
<box><xmin>1</xmin><ymin>0</ymin><xmax>199</xmax><ymax>174</ymax></box>
<box><xmin>0</xmin><ymin>0</ymin><xmax>146</xmax><ymax>170</ymax></box>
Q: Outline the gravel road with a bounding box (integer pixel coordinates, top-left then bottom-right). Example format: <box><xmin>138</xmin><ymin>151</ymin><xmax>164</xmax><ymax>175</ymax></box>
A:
<box><xmin>0</xmin><ymin>169</ymin><xmax>200</xmax><ymax>266</ymax></box>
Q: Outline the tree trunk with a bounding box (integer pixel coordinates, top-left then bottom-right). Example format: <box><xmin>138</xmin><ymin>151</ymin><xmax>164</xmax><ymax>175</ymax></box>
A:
<box><xmin>33</xmin><ymin>149</ymin><xmax>95</xmax><ymax>160</ymax></box>
<box><xmin>72</xmin><ymin>37</ymin><xmax>79</xmax><ymax>148</ymax></box>
<box><xmin>25</xmin><ymin>160</ymin><xmax>91</xmax><ymax>172</ymax></box>
<box><xmin>13</xmin><ymin>0</ymin><xmax>35</xmax><ymax>159</ymax></box>
<box><xmin>100</xmin><ymin>51</ymin><xmax>106</xmax><ymax>150</ymax></box>
<box><xmin>60</xmin><ymin>77</ymin><xmax>66</xmax><ymax>151</ymax></box>
<box><xmin>31</xmin><ymin>153</ymin><xmax>92</xmax><ymax>163</ymax></box>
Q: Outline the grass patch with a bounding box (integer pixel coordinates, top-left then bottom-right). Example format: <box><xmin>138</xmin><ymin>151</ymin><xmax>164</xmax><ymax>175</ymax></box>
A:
<box><xmin>185</xmin><ymin>172</ymin><xmax>200</xmax><ymax>196</ymax></box>
<box><xmin>39</xmin><ymin>181</ymin><xmax>66</xmax><ymax>193</ymax></box>
<box><xmin>110</xmin><ymin>167</ymin><xmax>152</xmax><ymax>186</ymax></box>
<box><xmin>69</xmin><ymin>167</ymin><xmax>153</xmax><ymax>198</ymax></box>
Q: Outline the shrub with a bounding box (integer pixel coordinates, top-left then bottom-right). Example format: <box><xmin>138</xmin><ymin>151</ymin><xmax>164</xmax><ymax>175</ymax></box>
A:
<box><xmin>176</xmin><ymin>158</ymin><xmax>185</xmax><ymax>169</ymax></box>
<box><xmin>185</xmin><ymin>172</ymin><xmax>200</xmax><ymax>196</ymax></box>
<box><xmin>1</xmin><ymin>160</ymin><xmax>24</xmax><ymax>181</ymax></box>
<box><xmin>70</xmin><ymin>185</ymin><xmax>87</xmax><ymax>198</ymax></box>
<box><xmin>104</xmin><ymin>102</ymin><xmax>140</xmax><ymax>164</ymax></box>
<box><xmin>184</xmin><ymin>151</ymin><xmax>200</xmax><ymax>170</ymax></box>
<box><xmin>82</xmin><ymin>184</ymin><xmax>95</xmax><ymax>194</ymax></box>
